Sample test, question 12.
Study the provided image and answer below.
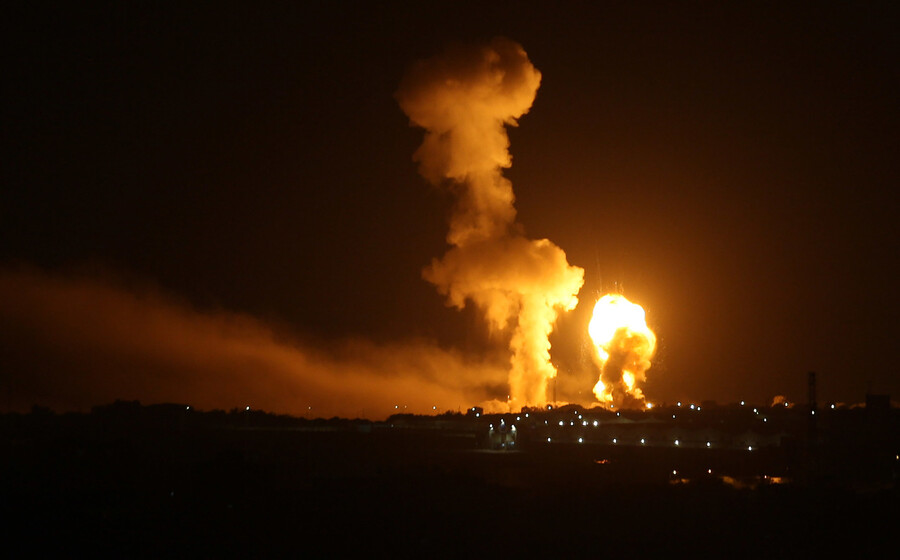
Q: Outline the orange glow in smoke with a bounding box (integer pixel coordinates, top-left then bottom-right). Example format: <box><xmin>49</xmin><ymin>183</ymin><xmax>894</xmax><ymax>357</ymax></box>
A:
<box><xmin>588</xmin><ymin>293</ymin><xmax>656</xmax><ymax>406</ymax></box>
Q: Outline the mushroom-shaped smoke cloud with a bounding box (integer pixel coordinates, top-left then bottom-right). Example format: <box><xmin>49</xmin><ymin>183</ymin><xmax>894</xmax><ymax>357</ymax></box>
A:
<box><xmin>396</xmin><ymin>38</ymin><xmax>584</xmax><ymax>409</ymax></box>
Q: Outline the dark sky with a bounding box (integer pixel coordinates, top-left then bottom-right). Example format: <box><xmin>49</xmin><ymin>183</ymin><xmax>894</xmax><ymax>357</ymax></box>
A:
<box><xmin>3</xmin><ymin>1</ymin><xmax>898</xmax><ymax>411</ymax></box>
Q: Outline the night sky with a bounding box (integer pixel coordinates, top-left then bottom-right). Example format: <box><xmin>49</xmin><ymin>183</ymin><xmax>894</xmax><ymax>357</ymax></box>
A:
<box><xmin>2</xmin><ymin>2</ymin><xmax>897</xmax><ymax>415</ymax></box>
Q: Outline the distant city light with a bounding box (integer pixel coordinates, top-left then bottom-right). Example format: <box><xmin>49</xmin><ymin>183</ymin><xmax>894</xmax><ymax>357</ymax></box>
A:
<box><xmin>640</xmin><ymin>438</ymin><xmax>646</xmax><ymax>444</ymax></box>
<box><xmin>578</xmin><ymin>438</ymin><xmax>583</xmax><ymax>443</ymax></box>
<box><xmin>674</xmin><ymin>439</ymin><xmax>680</xmax><ymax>446</ymax></box>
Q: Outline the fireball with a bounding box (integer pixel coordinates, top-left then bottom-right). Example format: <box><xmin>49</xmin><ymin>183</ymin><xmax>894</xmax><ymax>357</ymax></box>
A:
<box><xmin>588</xmin><ymin>293</ymin><xmax>656</xmax><ymax>407</ymax></box>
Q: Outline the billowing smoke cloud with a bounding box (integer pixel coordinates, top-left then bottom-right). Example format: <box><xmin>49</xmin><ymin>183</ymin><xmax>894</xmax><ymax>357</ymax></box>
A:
<box><xmin>0</xmin><ymin>266</ymin><xmax>507</xmax><ymax>418</ymax></box>
<box><xmin>396</xmin><ymin>38</ymin><xmax>584</xmax><ymax>408</ymax></box>
<box><xmin>594</xmin><ymin>329</ymin><xmax>655</xmax><ymax>407</ymax></box>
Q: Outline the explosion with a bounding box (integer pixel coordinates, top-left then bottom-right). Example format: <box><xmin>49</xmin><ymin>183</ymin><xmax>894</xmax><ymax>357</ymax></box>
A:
<box><xmin>396</xmin><ymin>38</ymin><xmax>584</xmax><ymax>409</ymax></box>
<box><xmin>588</xmin><ymin>293</ymin><xmax>657</xmax><ymax>408</ymax></box>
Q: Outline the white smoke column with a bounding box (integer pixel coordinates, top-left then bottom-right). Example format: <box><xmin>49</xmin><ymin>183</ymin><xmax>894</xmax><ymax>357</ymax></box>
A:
<box><xmin>396</xmin><ymin>38</ymin><xmax>584</xmax><ymax>408</ymax></box>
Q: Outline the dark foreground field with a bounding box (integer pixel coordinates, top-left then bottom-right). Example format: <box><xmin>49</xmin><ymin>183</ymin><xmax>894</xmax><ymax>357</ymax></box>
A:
<box><xmin>2</xmin><ymin>411</ymin><xmax>897</xmax><ymax>558</ymax></box>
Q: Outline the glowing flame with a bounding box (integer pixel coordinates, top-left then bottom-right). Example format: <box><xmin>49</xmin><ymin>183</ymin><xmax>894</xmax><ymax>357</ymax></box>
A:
<box><xmin>588</xmin><ymin>293</ymin><xmax>656</xmax><ymax>407</ymax></box>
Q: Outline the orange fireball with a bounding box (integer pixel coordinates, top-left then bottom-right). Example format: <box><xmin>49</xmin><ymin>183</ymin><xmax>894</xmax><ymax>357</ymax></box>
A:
<box><xmin>588</xmin><ymin>293</ymin><xmax>656</xmax><ymax>407</ymax></box>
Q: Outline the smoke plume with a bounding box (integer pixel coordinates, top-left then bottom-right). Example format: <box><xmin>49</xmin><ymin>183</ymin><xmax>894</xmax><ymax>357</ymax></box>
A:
<box><xmin>396</xmin><ymin>38</ymin><xmax>584</xmax><ymax>408</ymax></box>
<box><xmin>0</xmin><ymin>266</ymin><xmax>507</xmax><ymax>417</ymax></box>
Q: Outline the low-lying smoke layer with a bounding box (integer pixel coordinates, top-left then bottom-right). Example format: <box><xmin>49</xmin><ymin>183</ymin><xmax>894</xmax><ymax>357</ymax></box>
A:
<box><xmin>396</xmin><ymin>38</ymin><xmax>584</xmax><ymax>408</ymax></box>
<box><xmin>0</xmin><ymin>267</ymin><xmax>507</xmax><ymax>417</ymax></box>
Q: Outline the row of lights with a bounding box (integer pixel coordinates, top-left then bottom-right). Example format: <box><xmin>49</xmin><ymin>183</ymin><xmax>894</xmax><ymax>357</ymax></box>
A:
<box><xmin>541</xmin><ymin>417</ymin><xmax>726</xmax><ymax>448</ymax></box>
<box><xmin>675</xmin><ymin>402</ymin><xmax>702</xmax><ymax>411</ymax></box>
<box><xmin>672</xmin><ymin>469</ymin><xmax>718</xmax><ymax>477</ymax></box>
<box><xmin>561</xmin><ymin>437</ymin><xmax>756</xmax><ymax>450</ymax></box>
<box><xmin>742</xmin><ymin>400</ymin><xmax>793</xmax><ymax>408</ymax></box>
<box><xmin>546</xmin><ymin>418</ymin><xmax>621</xmax><ymax>427</ymax></box>
<box><xmin>544</xmin><ymin>435</ymin><xmax>724</xmax><ymax>448</ymax></box>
